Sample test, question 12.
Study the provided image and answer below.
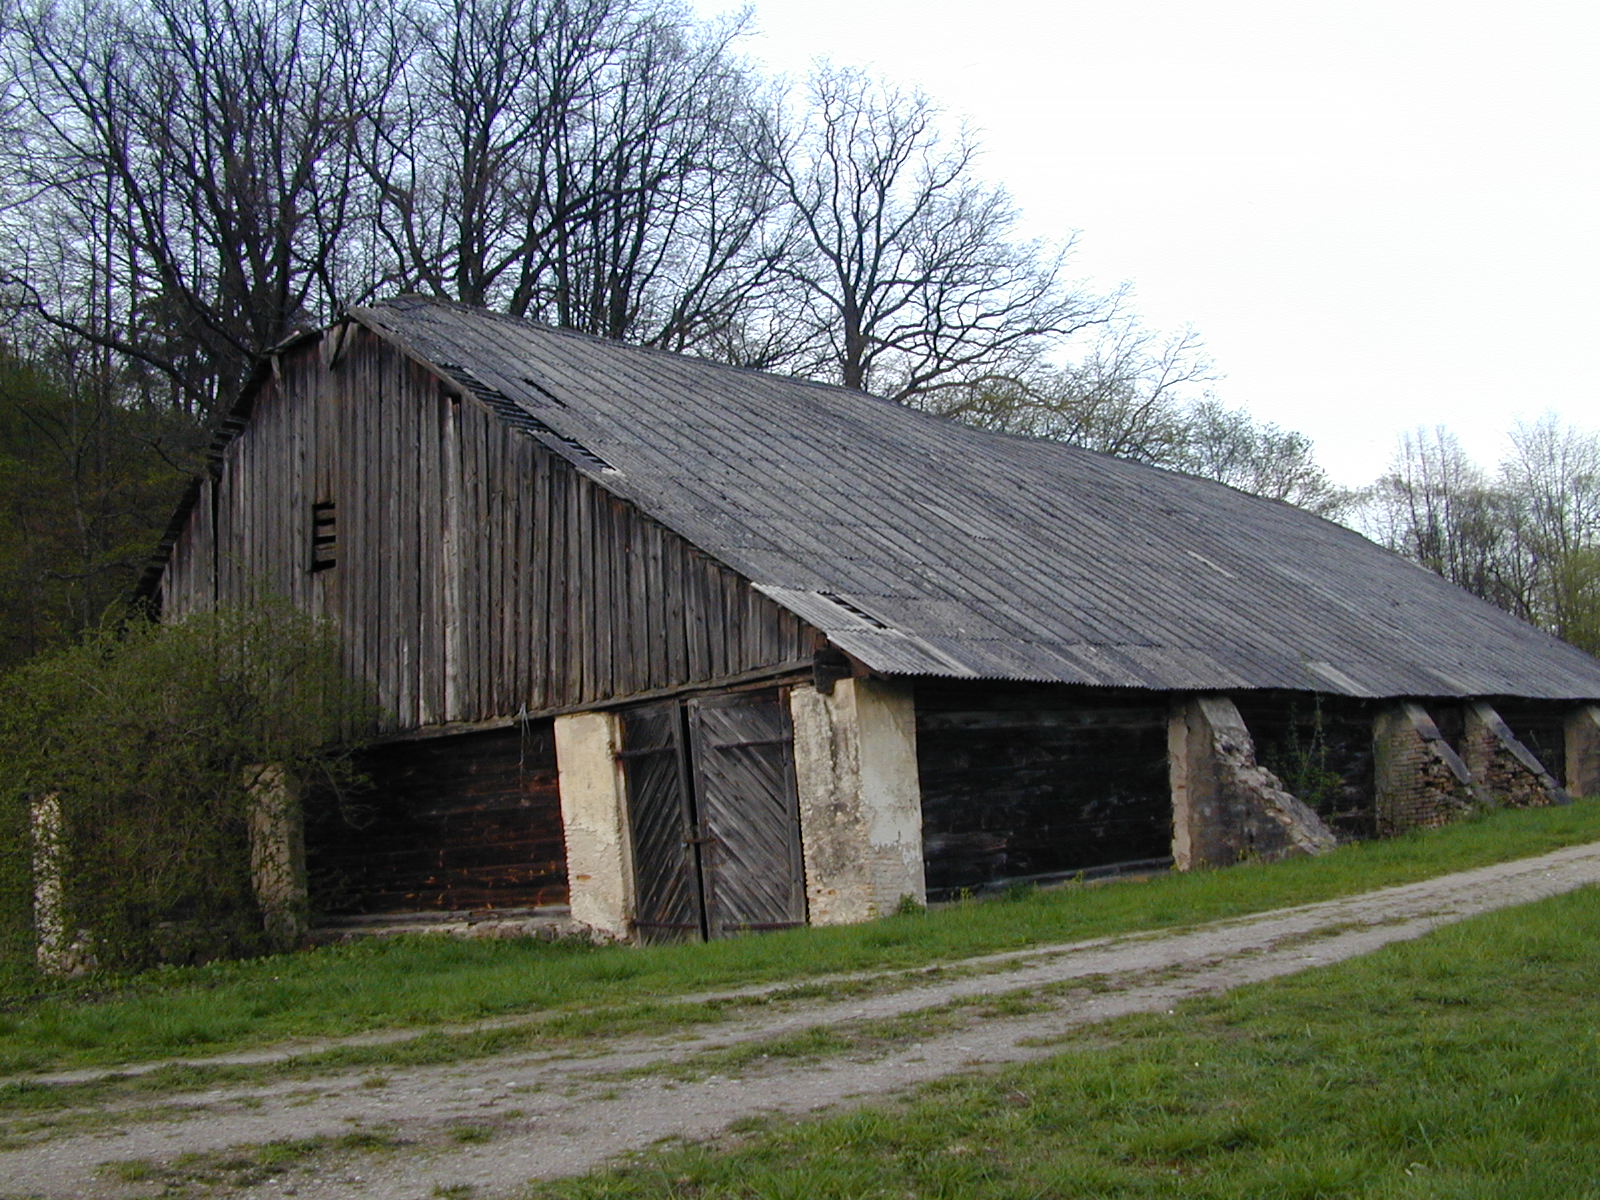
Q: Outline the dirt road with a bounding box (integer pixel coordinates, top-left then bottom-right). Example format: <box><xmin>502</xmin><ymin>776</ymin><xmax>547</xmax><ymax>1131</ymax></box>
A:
<box><xmin>6</xmin><ymin>841</ymin><xmax>1600</xmax><ymax>1200</ymax></box>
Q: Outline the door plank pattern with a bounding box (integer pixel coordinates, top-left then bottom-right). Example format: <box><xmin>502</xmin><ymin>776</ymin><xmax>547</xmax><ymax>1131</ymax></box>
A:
<box><xmin>690</xmin><ymin>691</ymin><xmax>806</xmax><ymax>936</ymax></box>
<box><xmin>619</xmin><ymin>701</ymin><xmax>702</xmax><ymax>942</ymax></box>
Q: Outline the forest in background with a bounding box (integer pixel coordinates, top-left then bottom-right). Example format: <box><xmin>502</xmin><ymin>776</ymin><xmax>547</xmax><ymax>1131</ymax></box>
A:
<box><xmin>0</xmin><ymin>0</ymin><xmax>1594</xmax><ymax>672</ymax></box>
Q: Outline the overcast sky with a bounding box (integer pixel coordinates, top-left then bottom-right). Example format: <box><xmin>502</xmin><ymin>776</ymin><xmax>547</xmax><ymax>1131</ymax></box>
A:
<box><xmin>689</xmin><ymin>0</ymin><xmax>1599</xmax><ymax>486</ymax></box>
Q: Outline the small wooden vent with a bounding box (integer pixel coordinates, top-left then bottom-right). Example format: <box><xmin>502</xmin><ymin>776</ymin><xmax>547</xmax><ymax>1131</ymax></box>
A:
<box><xmin>310</xmin><ymin>500</ymin><xmax>337</xmax><ymax>571</ymax></box>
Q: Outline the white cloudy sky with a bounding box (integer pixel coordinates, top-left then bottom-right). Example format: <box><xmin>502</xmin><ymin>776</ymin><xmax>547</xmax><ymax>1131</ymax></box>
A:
<box><xmin>689</xmin><ymin>0</ymin><xmax>1599</xmax><ymax>485</ymax></box>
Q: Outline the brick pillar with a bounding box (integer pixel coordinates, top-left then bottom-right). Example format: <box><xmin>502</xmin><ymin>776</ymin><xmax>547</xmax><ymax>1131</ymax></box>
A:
<box><xmin>1461</xmin><ymin>701</ymin><xmax>1567</xmax><ymax>808</ymax></box>
<box><xmin>1372</xmin><ymin>703</ymin><xmax>1488</xmax><ymax>834</ymax></box>
<box><xmin>790</xmin><ymin>677</ymin><xmax>926</xmax><ymax>923</ymax></box>
<box><xmin>1168</xmin><ymin>695</ymin><xmax>1336</xmax><ymax>870</ymax></box>
<box><xmin>245</xmin><ymin>765</ymin><xmax>309</xmax><ymax>951</ymax></box>
<box><xmin>1566</xmin><ymin>705</ymin><xmax>1600</xmax><ymax>799</ymax></box>
<box><xmin>554</xmin><ymin>710</ymin><xmax>634</xmax><ymax>940</ymax></box>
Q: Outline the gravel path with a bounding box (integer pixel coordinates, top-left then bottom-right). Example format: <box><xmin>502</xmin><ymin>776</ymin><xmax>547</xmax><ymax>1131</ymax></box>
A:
<box><xmin>6</xmin><ymin>841</ymin><xmax>1600</xmax><ymax>1200</ymax></box>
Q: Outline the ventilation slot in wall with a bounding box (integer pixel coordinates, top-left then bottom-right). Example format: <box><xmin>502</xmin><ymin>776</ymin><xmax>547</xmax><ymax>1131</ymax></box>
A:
<box><xmin>310</xmin><ymin>501</ymin><xmax>337</xmax><ymax>572</ymax></box>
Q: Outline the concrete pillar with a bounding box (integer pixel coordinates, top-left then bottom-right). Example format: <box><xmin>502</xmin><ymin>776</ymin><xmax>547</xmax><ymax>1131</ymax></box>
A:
<box><xmin>1565</xmin><ymin>705</ymin><xmax>1600</xmax><ymax>798</ymax></box>
<box><xmin>789</xmin><ymin>677</ymin><xmax>925</xmax><ymax>923</ymax></box>
<box><xmin>1169</xmin><ymin>696</ymin><xmax>1336</xmax><ymax>870</ymax></box>
<box><xmin>554</xmin><ymin>710</ymin><xmax>634</xmax><ymax>939</ymax></box>
<box><xmin>1372</xmin><ymin>702</ymin><xmax>1488</xmax><ymax>834</ymax></box>
<box><xmin>1462</xmin><ymin>701</ymin><xmax>1567</xmax><ymax>808</ymax></box>
<box><xmin>246</xmin><ymin>765</ymin><xmax>309</xmax><ymax>951</ymax></box>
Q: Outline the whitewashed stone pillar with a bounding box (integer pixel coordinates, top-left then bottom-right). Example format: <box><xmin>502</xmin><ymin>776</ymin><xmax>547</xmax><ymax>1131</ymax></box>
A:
<box><xmin>30</xmin><ymin>792</ymin><xmax>74</xmax><ymax>974</ymax></box>
<box><xmin>554</xmin><ymin>710</ymin><xmax>635</xmax><ymax>939</ymax></box>
<box><xmin>1566</xmin><ymin>705</ymin><xmax>1600</xmax><ymax>799</ymax></box>
<box><xmin>789</xmin><ymin>677</ymin><xmax>925</xmax><ymax>923</ymax></box>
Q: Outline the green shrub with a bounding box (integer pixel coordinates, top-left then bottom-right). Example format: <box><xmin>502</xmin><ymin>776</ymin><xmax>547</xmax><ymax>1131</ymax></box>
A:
<box><xmin>0</xmin><ymin>598</ymin><xmax>375</xmax><ymax>977</ymax></box>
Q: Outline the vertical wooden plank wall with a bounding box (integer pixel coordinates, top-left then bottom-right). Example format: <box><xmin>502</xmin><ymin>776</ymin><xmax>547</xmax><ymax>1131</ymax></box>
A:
<box><xmin>916</xmin><ymin>683</ymin><xmax>1174</xmax><ymax>897</ymax></box>
<box><xmin>156</xmin><ymin>328</ymin><xmax>815</xmax><ymax>735</ymax></box>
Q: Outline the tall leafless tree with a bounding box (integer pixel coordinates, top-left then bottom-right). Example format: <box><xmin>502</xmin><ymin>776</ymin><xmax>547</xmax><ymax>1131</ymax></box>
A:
<box><xmin>763</xmin><ymin>67</ymin><xmax>1109</xmax><ymax>402</ymax></box>
<box><xmin>1364</xmin><ymin>428</ymin><xmax>1528</xmax><ymax>615</ymax></box>
<box><xmin>932</xmin><ymin>325</ymin><xmax>1206</xmax><ymax>456</ymax></box>
<box><xmin>3</xmin><ymin>0</ymin><xmax>390</xmax><ymax>415</ymax></box>
<box><xmin>1500</xmin><ymin>416</ymin><xmax>1600</xmax><ymax>644</ymax></box>
<box><xmin>358</xmin><ymin>0</ymin><xmax>784</xmax><ymax>354</ymax></box>
<box><xmin>1173</xmin><ymin>399</ymin><xmax>1347</xmax><ymax>517</ymax></box>
<box><xmin>546</xmin><ymin>8</ymin><xmax>791</xmax><ymax>353</ymax></box>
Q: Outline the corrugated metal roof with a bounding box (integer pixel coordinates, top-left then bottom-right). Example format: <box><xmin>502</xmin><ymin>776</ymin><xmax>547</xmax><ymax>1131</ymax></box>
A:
<box><xmin>350</xmin><ymin>296</ymin><xmax>1600</xmax><ymax>700</ymax></box>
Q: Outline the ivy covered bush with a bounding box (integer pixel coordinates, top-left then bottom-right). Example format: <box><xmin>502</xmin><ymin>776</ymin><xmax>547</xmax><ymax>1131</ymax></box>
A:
<box><xmin>0</xmin><ymin>598</ymin><xmax>374</xmax><ymax>978</ymax></box>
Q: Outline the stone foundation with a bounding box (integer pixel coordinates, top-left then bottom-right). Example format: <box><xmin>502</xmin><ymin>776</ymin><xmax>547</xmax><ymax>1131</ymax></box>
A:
<box><xmin>310</xmin><ymin>906</ymin><xmax>589</xmax><ymax>945</ymax></box>
<box><xmin>1169</xmin><ymin>696</ymin><xmax>1337</xmax><ymax>869</ymax></box>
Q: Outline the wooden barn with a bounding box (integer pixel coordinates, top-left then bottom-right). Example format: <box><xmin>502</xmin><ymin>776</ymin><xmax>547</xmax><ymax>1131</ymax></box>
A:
<box><xmin>142</xmin><ymin>296</ymin><xmax>1600</xmax><ymax>942</ymax></box>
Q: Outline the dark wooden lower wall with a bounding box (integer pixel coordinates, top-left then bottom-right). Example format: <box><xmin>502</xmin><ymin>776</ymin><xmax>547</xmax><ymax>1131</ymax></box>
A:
<box><xmin>1486</xmin><ymin>699</ymin><xmax>1568</xmax><ymax>786</ymax></box>
<box><xmin>1234</xmin><ymin>693</ymin><xmax>1376</xmax><ymax>840</ymax></box>
<box><xmin>915</xmin><ymin>684</ymin><xmax>1173</xmax><ymax>898</ymax></box>
<box><xmin>306</xmin><ymin>722</ymin><xmax>567</xmax><ymax>915</ymax></box>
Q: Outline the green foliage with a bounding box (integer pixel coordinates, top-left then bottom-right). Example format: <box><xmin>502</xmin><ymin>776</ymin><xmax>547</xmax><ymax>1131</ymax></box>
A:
<box><xmin>0</xmin><ymin>352</ymin><xmax>200</xmax><ymax>671</ymax></box>
<box><xmin>1552</xmin><ymin>546</ymin><xmax>1600</xmax><ymax>656</ymax></box>
<box><xmin>1258</xmin><ymin>697</ymin><xmax>1347</xmax><ymax>818</ymax></box>
<box><xmin>0</xmin><ymin>599</ymin><xmax>375</xmax><ymax>976</ymax></box>
<box><xmin>892</xmin><ymin>892</ymin><xmax>926</xmax><ymax>917</ymax></box>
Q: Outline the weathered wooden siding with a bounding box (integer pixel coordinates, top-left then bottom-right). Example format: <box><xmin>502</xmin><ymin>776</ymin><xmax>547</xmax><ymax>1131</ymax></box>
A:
<box><xmin>305</xmin><ymin>723</ymin><xmax>564</xmax><ymax>913</ymax></box>
<box><xmin>915</xmin><ymin>683</ymin><xmax>1172</xmax><ymax>897</ymax></box>
<box><xmin>156</xmin><ymin>328</ymin><xmax>815</xmax><ymax>734</ymax></box>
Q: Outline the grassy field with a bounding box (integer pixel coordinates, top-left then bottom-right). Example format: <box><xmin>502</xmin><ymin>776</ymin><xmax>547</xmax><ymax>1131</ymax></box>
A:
<box><xmin>0</xmin><ymin>800</ymin><xmax>1597</xmax><ymax>1077</ymax></box>
<box><xmin>527</xmin><ymin>882</ymin><xmax>1600</xmax><ymax>1200</ymax></box>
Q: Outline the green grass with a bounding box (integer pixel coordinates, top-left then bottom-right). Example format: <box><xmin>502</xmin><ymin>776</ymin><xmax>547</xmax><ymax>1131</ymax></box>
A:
<box><xmin>1</xmin><ymin>800</ymin><xmax>1597</xmax><ymax>1078</ymax></box>
<box><xmin>525</xmin><ymin>883</ymin><xmax>1600</xmax><ymax>1200</ymax></box>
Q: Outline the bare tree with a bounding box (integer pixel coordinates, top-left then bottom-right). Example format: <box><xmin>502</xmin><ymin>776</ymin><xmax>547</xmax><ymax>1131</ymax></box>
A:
<box><xmin>764</xmin><ymin>67</ymin><xmax>1109</xmax><ymax>402</ymax></box>
<box><xmin>1363</xmin><ymin>428</ymin><xmax>1528</xmax><ymax>616</ymax></box>
<box><xmin>932</xmin><ymin>324</ymin><xmax>1208</xmax><ymax>458</ymax></box>
<box><xmin>359</xmin><ymin>0</ymin><xmax>784</xmax><ymax>353</ymax></box>
<box><xmin>929</xmin><ymin>325</ymin><xmax>1344</xmax><ymax>514</ymax></box>
<box><xmin>358</xmin><ymin>0</ymin><xmax>622</xmax><ymax>311</ymax></box>
<box><xmin>1360</xmin><ymin>420</ymin><xmax>1600</xmax><ymax>651</ymax></box>
<box><xmin>1174</xmin><ymin>398</ymin><xmax>1348</xmax><ymax>517</ymax></box>
<box><xmin>1500</xmin><ymin>415</ymin><xmax>1600</xmax><ymax>645</ymax></box>
<box><xmin>2</xmin><ymin>0</ymin><xmax>389</xmax><ymax>415</ymax></box>
<box><xmin>543</xmin><ymin>7</ymin><xmax>791</xmax><ymax>352</ymax></box>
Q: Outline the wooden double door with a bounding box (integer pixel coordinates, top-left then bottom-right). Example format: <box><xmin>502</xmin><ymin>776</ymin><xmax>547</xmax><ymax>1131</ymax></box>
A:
<box><xmin>619</xmin><ymin>687</ymin><xmax>806</xmax><ymax>941</ymax></box>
